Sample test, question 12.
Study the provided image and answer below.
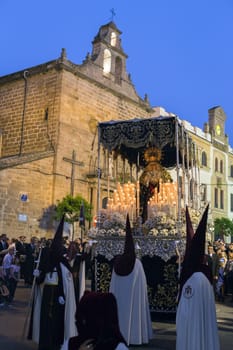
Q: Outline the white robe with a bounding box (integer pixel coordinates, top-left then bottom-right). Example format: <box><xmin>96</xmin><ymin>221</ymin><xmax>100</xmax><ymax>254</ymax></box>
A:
<box><xmin>31</xmin><ymin>263</ymin><xmax>77</xmax><ymax>345</ymax></box>
<box><xmin>109</xmin><ymin>258</ymin><xmax>153</xmax><ymax>346</ymax></box>
<box><xmin>176</xmin><ymin>272</ymin><xmax>220</xmax><ymax>350</ymax></box>
<box><xmin>79</xmin><ymin>260</ymin><xmax>86</xmax><ymax>301</ymax></box>
<box><xmin>61</xmin><ymin>264</ymin><xmax>78</xmax><ymax>342</ymax></box>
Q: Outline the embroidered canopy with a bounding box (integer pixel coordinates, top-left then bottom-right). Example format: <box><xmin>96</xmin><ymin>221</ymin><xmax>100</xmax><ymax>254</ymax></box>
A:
<box><xmin>98</xmin><ymin>116</ymin><xmax>184</xmax><ymax>168</ymax></box>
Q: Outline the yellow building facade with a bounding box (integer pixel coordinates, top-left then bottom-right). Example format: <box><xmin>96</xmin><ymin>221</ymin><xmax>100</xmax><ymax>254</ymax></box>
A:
<box><xmin>183</xmin><ymin>106</ymin><xmax>233</xmax><ymax>241</ymax></box>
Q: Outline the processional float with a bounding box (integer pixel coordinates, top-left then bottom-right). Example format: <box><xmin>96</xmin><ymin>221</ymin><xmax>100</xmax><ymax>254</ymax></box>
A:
<box><xmin>89</xmin><ymin>115</ymin><xmax>202</xmax><ymax>313</ymax></box>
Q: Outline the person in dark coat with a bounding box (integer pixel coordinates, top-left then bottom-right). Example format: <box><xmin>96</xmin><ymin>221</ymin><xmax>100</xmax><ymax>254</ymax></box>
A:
<box><xmin>225</xmin><ymin>247</ymin><xmax>233</xmax><ymax>302</ymax></box>
<box><xmin>0</xmin><ymin>234</ymin><xmax>9</xmax><ymax>265</ymax></box>
<box><xmin>27</xmin><ymin>215</ymin><xmax>77</xmax><ymax>350</ymax></box>
<box><xmin>206</xmin><ymin>244</ymin><xmax>219</xmax><ymax>297</ymax></box>
<box><xmin>67</xmin><ymin>291</ymin><xmax>128</xmax><ymax>350</ymax></box>
<box><xmin>24</xmin><ymin>237</ymin><xmax>39</xmax><ymax>286</ymax></box>
<box><xmin>15</xmin><ymin>235</ymin><xmax>27</xmax><ymax>281</ymax></box>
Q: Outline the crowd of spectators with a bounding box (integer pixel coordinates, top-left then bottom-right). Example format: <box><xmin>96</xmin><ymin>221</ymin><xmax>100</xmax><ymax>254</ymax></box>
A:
<box><xmin>0</xmin><ymin>233</ymin><xmax>93</xmax><ymax>307</ymax></box>
<box><xmin>206</xmin><ymin>239</ymin><xmax>233</xmax><ymax>302</ymax></box>
<box><xmin>1</xmin><ymin>231</ymin><xmax>233</xmax><ymax>308</ymax></box>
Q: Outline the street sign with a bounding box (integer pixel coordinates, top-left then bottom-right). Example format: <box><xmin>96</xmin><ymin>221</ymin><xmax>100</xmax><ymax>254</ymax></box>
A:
<box><xmin>18</xmin><ymin>214</ymin><xmax>28</xmax><ymax>222</ymax></box>
<box><xmin>20</xmin><ymin>193</ymin><xmax>28</xmax><ymax>202</ymax></box>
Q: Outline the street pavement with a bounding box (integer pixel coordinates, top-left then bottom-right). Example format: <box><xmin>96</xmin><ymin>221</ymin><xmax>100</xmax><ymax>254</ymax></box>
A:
<box><xmin>0</xmin><ymin>280</ymin><xmax>232</xmax><ymax>350</ymax></box>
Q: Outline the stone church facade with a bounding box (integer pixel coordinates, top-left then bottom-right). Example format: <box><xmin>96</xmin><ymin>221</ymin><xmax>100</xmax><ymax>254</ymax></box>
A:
<box><xmin>0</xmin><ymin>22</ymin><xmax>154</xmax><ymax>238</ymax></box>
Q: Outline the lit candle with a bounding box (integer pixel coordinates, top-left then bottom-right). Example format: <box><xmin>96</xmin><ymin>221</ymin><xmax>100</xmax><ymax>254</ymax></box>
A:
<box><xmin>136</xmin><ymin>180</ymin><xmax>140</xmax><ymax>218</ymax></box>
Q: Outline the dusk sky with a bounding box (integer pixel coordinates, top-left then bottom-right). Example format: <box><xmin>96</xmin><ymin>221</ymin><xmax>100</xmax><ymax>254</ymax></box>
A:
<box><xmin>1</xmin><ymin>0</ymin><xmax>233</xmax><ymax>145</ymax></box>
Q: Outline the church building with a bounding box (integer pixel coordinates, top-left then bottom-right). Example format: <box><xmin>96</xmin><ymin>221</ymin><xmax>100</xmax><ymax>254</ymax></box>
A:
<box><xmin>0</xmin><ymin>22</ymin><xmax>154</xmax><ymax>237</ymax></box>
<box><xmin>0</xmin><ymin>21</ymin><xmax>232</xmax><ymax>239</ymax></box>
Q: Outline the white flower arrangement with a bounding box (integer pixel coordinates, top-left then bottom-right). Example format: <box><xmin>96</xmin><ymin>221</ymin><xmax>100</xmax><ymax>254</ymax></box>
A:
<box><xmin>88</xmin><ymin>227</ymin><xmax>125</xmax><ymax>237</ymax></box>
<box><xmin>88</xmin><ymin>205</ymin><xmax>201</xmax><ymax>238</ymax></box>
<box><xmin>149</xmin><ymin>228</ymin><xmax>159</xmax><ymax>236</ymax></box>
<box><xmin>88</xmin><ymin>211</ymin><xmax>126</xmax><ymax>237</ymax></box>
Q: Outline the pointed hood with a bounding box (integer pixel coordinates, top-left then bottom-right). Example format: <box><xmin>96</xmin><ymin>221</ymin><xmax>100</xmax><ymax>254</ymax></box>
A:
<box><xmin>38</xmin><ymin>214</ymin><xmax>67</xmax><ymax>273</ymax></box>
<box><xmin>183</xmin><ymin>206</ymin><xmax>195</xmax><ymax>262</ymax></box>
<box><xmin>113</xmin><ymin>214</ymin><xmax>136</xmax><ymax>276</ymax></box>
<box><xmin>188</xmin><ymin>204</ymin><xmax>209</xmax><ymax>269</ymax></box>
<box><xmin>49</xmin><ymin>214</ymin><xmax>66</xmax><ymax>266</ymax></box>
<box><xmin>179</xmin><ymin>204</ymin><xmax>211</xmax><ymax>301</ymax></box>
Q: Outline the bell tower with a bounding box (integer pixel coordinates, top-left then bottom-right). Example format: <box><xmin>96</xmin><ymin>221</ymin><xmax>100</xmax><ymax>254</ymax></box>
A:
<box><xmin>91</xmin><ymin>21</ymin><xmax>128</xmax><ymax>85</ymax></box>
<box><xmin>79</xmin><ymin>21</ymin><xmax>150</xmax><ymax>104</ymax></box>
<box><xmin>208</xmin><ymin>106</ymin><xmax>226</xmax><ymax>141</ymax></box>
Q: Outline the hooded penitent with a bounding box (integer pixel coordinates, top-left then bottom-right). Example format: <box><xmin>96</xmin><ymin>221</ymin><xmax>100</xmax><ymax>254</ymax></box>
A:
<box><xmin>184</xmin><ymin>205</ymin><xmax>195</xmax><ymax>260</ymax></box>
<box><xmin>49</xmin><ymin>214</ymin><xmax>65</xmax><ymax>264</ymax></box>
<box><xmin>178</xmin><ymin>204</ymin><xmax>212</xmax><ymax>301</ymax></box>
<box><xmin>39</xmin><ymin>214</ymin><xmax>70</xmax><ymax>274</ymax></box>
<box><xmin>113</xmin><ymin>214</ymin><xmax>136</xmax><ymax>276</ymax></box>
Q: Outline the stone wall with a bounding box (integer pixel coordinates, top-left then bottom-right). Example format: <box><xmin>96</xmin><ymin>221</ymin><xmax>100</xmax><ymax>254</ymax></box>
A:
<box><xmin>52</xmin><ymin>67</ymin><xmax>152</xmax><ymax>207</ymax></box>
<box><xmin>0</xmin><ymin>155</ymin><xmax>54</xmax><ymax>239</ymax></box>
<box><xmin>0</xmin><ymin>60</ymin><xmax>152</xmax><ymax>239</ymax></box>
<box><xmin>0</xmin><ymin>68</ymin><xmax>61</xmax><ymax>157</ymax></box>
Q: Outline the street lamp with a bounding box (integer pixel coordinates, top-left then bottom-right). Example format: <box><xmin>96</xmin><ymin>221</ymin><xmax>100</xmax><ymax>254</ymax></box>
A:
<box><xmin>208</xmin><ymin>223</ymin><xmax>215</xmax><ymax>243</ymax></box>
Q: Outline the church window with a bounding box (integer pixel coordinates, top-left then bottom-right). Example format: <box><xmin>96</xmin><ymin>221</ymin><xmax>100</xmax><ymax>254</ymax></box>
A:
<box><xmin>215</xmin><ymin>157</ymin><xmax>218</xmax><ymax>172</ymax></box>
<box><xmin>214</xmin><ymin>188</ymin><xmax>218</xmax><ymax>208</ymax></box>
<box><xmin>201</xmin><ymin>151</ymin><xmax>207</xmax><ymax>166</ymax></box>
<box><xmin>220</xmin><ymin>160</ymin><xmax>223</xmax><ymax>174</ymax></box>
<box><xmin>103</xmin><ymin>49</ymin><xmax>111</xmax><ymax>74</ymax></box>
<box><xmin>111</xmin><ymin>32</ymin><xmax>117</xmax><ymax>46</ymax></box>
<box><xmin>115</xmin><ymin>56</ymin><xmax>122</xmax><ymax>85</ymax></box>
<box><xmin>230</xmin><ymin>165</ymin><xmax>233</xmax><ymax>177</ymax></box>
<box><xmin>220</xmin><ymin>190</ymin><xmax>224</xmax><ymax>209</ymax></box>
<box><xmin>201</xmin><ymin>184</ymin><xmax>207</xmax><ymax>202</ymax></box>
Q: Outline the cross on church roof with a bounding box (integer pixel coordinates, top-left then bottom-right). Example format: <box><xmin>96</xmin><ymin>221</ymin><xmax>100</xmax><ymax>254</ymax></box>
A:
<box><xmin>110</xmin><ymin>8</ymin><xmax>116</xmax><ymax>21</ymax></box>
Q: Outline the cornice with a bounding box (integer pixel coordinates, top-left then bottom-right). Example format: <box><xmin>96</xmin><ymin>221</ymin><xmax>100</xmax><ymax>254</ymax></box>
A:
<box><xmin>0</xmin><ymin>150</ymin><xmax>54</xmax><ymax>170</ymax></box>
<box><xmin>0</xmin><ymin>58</ymin><xmax>152</xmax><ymax>113</ymax></box>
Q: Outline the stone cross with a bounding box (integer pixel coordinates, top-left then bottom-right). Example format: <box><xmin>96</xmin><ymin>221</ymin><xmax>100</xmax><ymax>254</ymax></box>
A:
<box><xmin>110</xmin><ymin>8</ymin><xmax>116</xmax><ymax>21</ymax></box>
<box><xmin>63</xmin><ymin>150</ymin><xmax>84</xmax><ymax>196</ymax></box>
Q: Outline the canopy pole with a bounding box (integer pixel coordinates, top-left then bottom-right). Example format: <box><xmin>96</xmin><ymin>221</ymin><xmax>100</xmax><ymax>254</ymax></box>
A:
<box><xmin>186</xmin><ymin>134</ymin><xmax>191</xmax><ymax>206</ymax></box>
<box><xmin>197</xmin><ymin>147</ymin><xmax>201</xmax><ymax>210</ymax></box>
<box><xmin>181</xmin><ymin>125</ymin><xmax>186</xmax><ymax>208</ymax></box>
<box><xmin>97</xmin><ymin>125</ymin><xmax>101</xmax><ymax>230</ymax></box>
<box><xmin>107</xmin><ymin>150</ymin><xmax>110</xmax><ymax>199</ymax></box>
<box><xmin>190</xmin><ymin>143</ymin><xmax>195</xmax><ymax>208</ymax></box>
<box><xmin>175</xmin><ymin>118</ymin><xmax>181</xmax><ymax>226</ymax></box>
<box><xmin>136</xmin><ymin>152</ymin><xmax>140</xmax><ymax>219</ymax></box>
<box><xmin>194</xmin><ymin>143</ymin><xmax>198</xmax><ymax>210</ymax></box>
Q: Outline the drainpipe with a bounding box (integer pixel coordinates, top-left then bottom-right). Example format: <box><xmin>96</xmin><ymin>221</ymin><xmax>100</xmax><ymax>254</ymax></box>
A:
<box><xmin>19</xmin><ymin>70</ymin><xmax>29</xmax><ymax>155</ymax></box>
